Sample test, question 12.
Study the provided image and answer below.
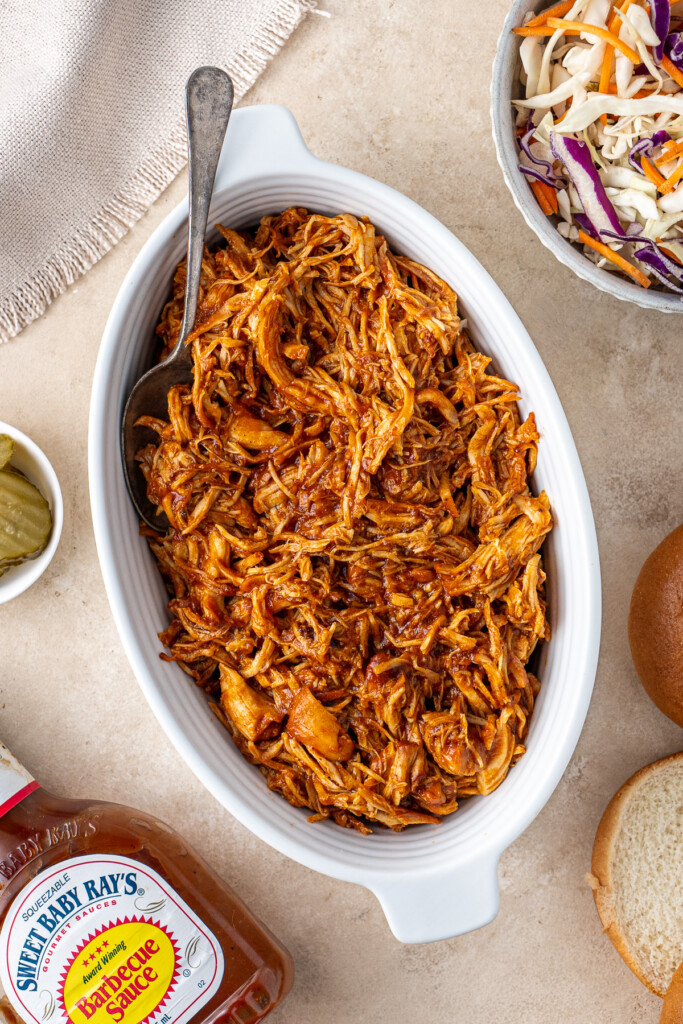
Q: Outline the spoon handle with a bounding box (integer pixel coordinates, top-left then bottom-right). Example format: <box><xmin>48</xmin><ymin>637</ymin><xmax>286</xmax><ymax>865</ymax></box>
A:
<box><xmin>175</xmin><ymin>66</ymin><xmax>234</xmax><ymax>352</ymax></box>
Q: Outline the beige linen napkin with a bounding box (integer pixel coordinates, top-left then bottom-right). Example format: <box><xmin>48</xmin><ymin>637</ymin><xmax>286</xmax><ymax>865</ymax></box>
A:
<box><xmin>0</xmin><ymin>0</ymin><xmax>315</xmax><ymax>343</ymax></box>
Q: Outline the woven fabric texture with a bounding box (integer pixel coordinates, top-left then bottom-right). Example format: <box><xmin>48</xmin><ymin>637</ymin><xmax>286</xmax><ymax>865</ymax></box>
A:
<box><xmin>0</xmin><ymin>0</ymin><xmax>314</xmax><ymax>342</ymax></box>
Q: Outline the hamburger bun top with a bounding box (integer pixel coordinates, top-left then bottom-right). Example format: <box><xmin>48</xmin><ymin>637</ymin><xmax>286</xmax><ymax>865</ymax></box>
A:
<box><xmin>628</xmin><ymin>524</ymin><xmax>683</xmax><ymax>726</ymax></box>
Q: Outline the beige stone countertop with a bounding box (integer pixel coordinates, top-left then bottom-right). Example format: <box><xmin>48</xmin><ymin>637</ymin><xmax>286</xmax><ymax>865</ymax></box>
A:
<box><xmin>1</xmin><ymin>1</ymin><xmax>682</xmax><ymax>1021</ymax></box>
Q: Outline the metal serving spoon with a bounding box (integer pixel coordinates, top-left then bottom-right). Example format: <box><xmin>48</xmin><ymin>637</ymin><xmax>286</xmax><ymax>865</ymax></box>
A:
<box><xmin>121</xmin><ymin>66</ymin><xmax>234</xmax><ymax>530</ymax></box>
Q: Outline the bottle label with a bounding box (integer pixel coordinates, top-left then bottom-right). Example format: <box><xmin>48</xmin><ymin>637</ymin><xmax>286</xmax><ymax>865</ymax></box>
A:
<box><xmin>0</xmin><ymin>741</ymin><xmax>39</xmax><ymax>817</ymax></box>
<box><xmin>0</xmin><ymin>854</ymin><xmax>224</xmax><ymax>1024</ymax></box>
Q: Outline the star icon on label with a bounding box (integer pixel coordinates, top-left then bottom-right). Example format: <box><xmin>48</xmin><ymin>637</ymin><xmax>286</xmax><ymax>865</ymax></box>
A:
<box><xmin>96</xmin><ymin>947</ymin><xmax>102</xmax><ymax>955</ymax></box>
<box><xmin>82</xmin><ymin>959</ymin><xmax>89</xmax><ymax>967</ymax></box>
<box><xmin>89</xmin><ymin>954</ymin><xmax>97</xmax><ymax>963</ymax></box>
<box><xmin>102</xmin><ymin>941</ymin><xmax>109</xmax><ymax>948</ymax></box>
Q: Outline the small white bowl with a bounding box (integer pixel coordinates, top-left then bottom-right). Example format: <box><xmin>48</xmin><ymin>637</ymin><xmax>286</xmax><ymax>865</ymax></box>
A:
<box><xmin>89</xmin><ymin>105</ymin><xmax>601</xmax><ymax>944</ymax></box>
<box><xmin>0</xmin><ymin>421</ymin><xmax>63</xmax><ymax>604</ymax></box>
<box><xmin>491</xmin><ymin>0</ymin><xmax>683</xmax><ymax>313</ymax></box>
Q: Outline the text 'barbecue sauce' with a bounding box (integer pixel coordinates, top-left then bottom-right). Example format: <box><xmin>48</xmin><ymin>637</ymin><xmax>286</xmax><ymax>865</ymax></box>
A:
<box><xmin>0</xmin><ymin>742</ymin><xmax>293</xmax><ymax>1024</ymax></box>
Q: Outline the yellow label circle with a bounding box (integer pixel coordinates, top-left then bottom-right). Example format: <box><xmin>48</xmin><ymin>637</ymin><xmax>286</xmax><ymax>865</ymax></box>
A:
<box><xmin>61</xmin><ymin>919</ymin><xmax>178</xmax><ymax>1024</ymax></box>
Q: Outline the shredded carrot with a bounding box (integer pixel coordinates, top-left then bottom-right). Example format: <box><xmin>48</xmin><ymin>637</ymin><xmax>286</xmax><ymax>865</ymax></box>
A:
<box><xmin>607</xmin><ymin>0</ymin><xmax>636</xmax><ymax>32</ymax></box>
<box><xmin>525</xmin><ymin>0</ymin><xmax>575</xmax><ymax>27</ymax></box>
<box><xmin>657</xmin><ymin>238</ymin><xmax>683</xmax><ymax>263</ymax></box>
<box><xmin>641</xmin><ymin>157</ymin><xmax>668</xmax><ymax>188</ymax></box>
<box><xmin>659</xmin><ymin>160</ymin><xmax>683</xmax><ymax>194</ymax></box>
<box><xmin>655</xmin><ymin>140</ymin><xmax>683</xmax><ymax>167</ymax></box>
<box><xmin>554</xmin><ymin>108</ymin><xmax>568</xmax><ymax>124</ymax></box>
<box><xmin>662</xmin><ymin>54</ymin><xmax>683</xmax><ymax>90</ymax></box>
<box><xmin>603</xmin><ymin>83</ymin><xmax>656</xmax><ymax>97</ymax></box>
<box><xmin>517</xmin><ymin>0</ymin><xmax>640</xmax><ymax>34</ymax></box>
<box><xmin>605</xmin><ymin>83</ymin><xmax>656</xmax><ymax>96</ymax></box>
<box><xmin>514</xmin><ymin>24</ymin><xmax>563</xmax><ymax>35</ymax></box>
<box><xmin>609</xmin><ymin>0</ymin><xmax>640</xmax><ymax>31</ymax></box>
<box><xmin>544</xmin><ymin>19</ymin><xmax>641</xmax><ymax>62</ymax></box>
<box><xmin>577</xmin><ymin>229</ymin><xmax>651</xmax><ymax>287</ymax></box>
<box><xmin>530</xmin><ymin>179</ymin><xmax>556</xmax><ymax>215</ymax></box>
<box><xmin>539</xmin><ymin>179</ymin><xmax>559</xmax><ymax>213</ymax></box>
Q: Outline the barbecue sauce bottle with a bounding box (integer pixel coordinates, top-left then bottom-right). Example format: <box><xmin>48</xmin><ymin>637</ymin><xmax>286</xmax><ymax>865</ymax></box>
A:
<box><xmin>0</xmin><ymin>742</ymin><xmax>293</xmax><ymax>1024</ymax></box>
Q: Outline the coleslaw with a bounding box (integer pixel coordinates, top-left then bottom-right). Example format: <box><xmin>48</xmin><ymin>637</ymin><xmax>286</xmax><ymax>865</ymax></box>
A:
<box><xmin>513</xmin><ymin>0</ymin><xmax>683</xmax><ymax>292</ymax></box>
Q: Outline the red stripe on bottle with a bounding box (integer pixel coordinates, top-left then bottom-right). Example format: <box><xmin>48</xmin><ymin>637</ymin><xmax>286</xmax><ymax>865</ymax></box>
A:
<box><xmin>0</xmin><ymin>781</ymin><xmax>40</xmax><ymax>819</ymax></box>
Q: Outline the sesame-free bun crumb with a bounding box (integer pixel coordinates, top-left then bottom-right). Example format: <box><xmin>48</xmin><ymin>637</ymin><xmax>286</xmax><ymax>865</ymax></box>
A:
<box><xmin>592</xmin><ymin>753</ymin><xmax>683</xmax><ymax>997</ymax></box>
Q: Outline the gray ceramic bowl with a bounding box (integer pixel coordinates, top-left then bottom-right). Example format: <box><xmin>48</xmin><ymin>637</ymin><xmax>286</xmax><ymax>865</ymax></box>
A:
<box><xmin>491</xmin><ymin>0</ymin><xmax>683</xmax><ymax>313</ymax></box>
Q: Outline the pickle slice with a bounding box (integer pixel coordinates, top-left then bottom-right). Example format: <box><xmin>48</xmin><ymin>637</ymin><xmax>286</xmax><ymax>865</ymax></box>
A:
<box><xmin>0</xmin><ymin>434</ymin><xmax>14</xmax><ymax>471</ymax></box>
<box><xmin>0</xmin><ymin>468</ymin><xmax>52</xmax><ymax>568</ymax></box>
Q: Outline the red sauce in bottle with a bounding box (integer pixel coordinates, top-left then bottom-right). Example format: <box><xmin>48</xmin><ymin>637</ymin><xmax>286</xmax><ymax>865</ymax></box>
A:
<box><xmin>0</xmin><ymin>743</ymin><xmax>293</xmax><ymax>1024</ymax></box>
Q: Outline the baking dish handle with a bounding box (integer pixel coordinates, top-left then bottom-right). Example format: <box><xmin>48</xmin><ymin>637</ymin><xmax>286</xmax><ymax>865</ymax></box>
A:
<box><xmin>371</xmin><ymin>855</ymin><xmax>500</xmax><ymax>944</ymax></box>
<box><xmin>216</xmin><ymin>104</ymin><xmax>317</xmax><ymax>184</ymax></box>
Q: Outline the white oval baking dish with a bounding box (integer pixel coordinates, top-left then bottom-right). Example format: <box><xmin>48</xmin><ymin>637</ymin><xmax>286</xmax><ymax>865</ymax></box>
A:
<box><xmin>89</xmin><ymin>104</ymin><xmax>601</xmax><ymax>944</ymax></box>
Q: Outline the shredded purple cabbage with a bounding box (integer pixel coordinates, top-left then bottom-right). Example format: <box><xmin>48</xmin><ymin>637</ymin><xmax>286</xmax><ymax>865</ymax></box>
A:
<box><xmin>518</xmin><ymin>121</ymin><xmax>564</xmax><ymax>189</ymax></box>
<box><xmin>633</xmin><ymin>247</ymin><xmax>683</xmax><ymax>291</ymax></box>
<box><xmin>575</xmin><ymin>226</ymin><xmax>683</xmax><ymax>291</ymax></box>
<box><xmin>576</xmin><ymin>217</ymin><xmax>642</xmax><ymax>241</ymax></box>
<box><xmin>519</xmin><ymin>164</ymin><xmax>562</xmax><ymax>188</ymax></box>
<box><xmin>549</xmin><ymin>132</ymin><xmax>623</xmax><ymax>234</ymax></box>
<box><xmin>649</xmin><ymin>0</ymin><xmax>670</xmax><ymax>64</ymax></box>
<box><xmin>598</xmin><ymin>229</ymin><xmax>683</xmax><ymax>289</ymax></box>
<box><xmin>665</xmin><ymin>31</ymin><xmax>683</xmax><ymax>69</ymax></box>
<box><xmin>548</xmin><ymin>135</ymin><xmax>681</xmax><ymax>289</ymax></box>
<box><xmin>573</xmin><ymin>213</ymin><xmax>596</xmax><ymax>236</ymax></box>
<box><xmin>520</xmin><ymin>125</ymin><xmax>562</xmax><ymax>179</ymax></box>
<box><xmin>628</xmin><ymin>130</ymin><xmax>671</xmax><ymax>174</ymax></box>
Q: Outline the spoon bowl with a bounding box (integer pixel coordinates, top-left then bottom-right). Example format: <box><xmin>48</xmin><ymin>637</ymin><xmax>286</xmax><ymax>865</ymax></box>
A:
<box><xmin>121</xmin><ymin>66</ymin><xmax>234</xmax><ymax>529</ymax></box>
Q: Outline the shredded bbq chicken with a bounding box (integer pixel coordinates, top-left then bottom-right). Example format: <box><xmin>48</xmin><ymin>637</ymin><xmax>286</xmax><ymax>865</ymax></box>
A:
<box><xmin>137</xmin><ymin>208</ymin><xmax>552</xmax><ymax>834</ymax></box>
